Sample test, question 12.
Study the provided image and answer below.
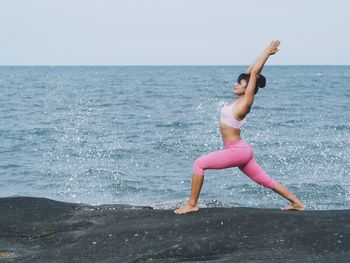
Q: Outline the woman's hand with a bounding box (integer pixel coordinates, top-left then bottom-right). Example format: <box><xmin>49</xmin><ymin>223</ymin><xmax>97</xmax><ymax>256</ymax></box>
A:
<box><xmin>265</xmin><ymin>40</ymin><xmax>280</xmax><ymax>55</ymax></box>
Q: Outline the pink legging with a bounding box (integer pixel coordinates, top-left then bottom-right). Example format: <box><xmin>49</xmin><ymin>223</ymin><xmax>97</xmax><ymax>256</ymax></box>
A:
<box><xmin>193</xmin><ymin>140</ymin><xmax>277</xmax><ymax>189</ymax></box>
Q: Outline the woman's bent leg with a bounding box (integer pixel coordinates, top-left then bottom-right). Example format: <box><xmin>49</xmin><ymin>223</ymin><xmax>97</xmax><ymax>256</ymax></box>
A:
<box><xmin>193</xmin><ymin>148</ymin><xmax>251</xmax><ymax>176</ymax></box>
<box><xmin>175</xmin><ymin>147</ymin><xmax>251</xmax><ymax>215</ymax></box>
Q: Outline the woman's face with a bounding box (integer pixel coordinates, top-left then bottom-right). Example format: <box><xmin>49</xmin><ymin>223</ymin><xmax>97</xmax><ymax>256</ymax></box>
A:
<box><xmin>233</xmin><ymin>79</ymin><xmax>248</xmax><ymax>95</ymax></box>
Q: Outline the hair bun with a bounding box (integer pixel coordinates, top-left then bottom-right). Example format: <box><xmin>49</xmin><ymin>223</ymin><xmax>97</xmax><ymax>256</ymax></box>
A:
<box><xmin>257</xmin><ymin>74</ymin><xmax>266</xmax><ymax>88</ymax></box>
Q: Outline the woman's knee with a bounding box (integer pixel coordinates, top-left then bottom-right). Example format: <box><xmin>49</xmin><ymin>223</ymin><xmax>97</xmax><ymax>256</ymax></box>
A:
<box><xmin>193</xmin><ymin>157</ymin><xmax>205</xmax><ymax>176</ymax></box>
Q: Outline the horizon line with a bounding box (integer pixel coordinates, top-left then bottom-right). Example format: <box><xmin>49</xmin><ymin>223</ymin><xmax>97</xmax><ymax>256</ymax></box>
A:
<box><xmin>0</xmin><ymin>64</ymin><xmax>349</xmax><ymax>67</ymax></box>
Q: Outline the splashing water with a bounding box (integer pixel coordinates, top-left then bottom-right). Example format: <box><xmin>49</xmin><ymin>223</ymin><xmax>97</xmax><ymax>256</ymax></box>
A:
<box><xmin>0</xmin><ymin>66</ymin><xmax>349</xmax><ymax>210</ymax></box>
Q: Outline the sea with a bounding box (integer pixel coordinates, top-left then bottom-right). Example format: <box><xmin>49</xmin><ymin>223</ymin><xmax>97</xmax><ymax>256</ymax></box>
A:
<box><xmin>1</xmin><ymin>66</ymin><xmax>349</xmax><ymax>210</ymax></box>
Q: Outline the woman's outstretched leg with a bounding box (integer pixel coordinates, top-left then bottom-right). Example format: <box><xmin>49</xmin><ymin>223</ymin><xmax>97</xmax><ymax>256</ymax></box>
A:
<box><xmin>239</xmin><ymin>157</ymin><xmax>305</xmax><ymax>211</ymax></box>
<box><xmin>174</xmin><ymin>173</ymin><xmax>203</xmax><ymax>214</ymax></box>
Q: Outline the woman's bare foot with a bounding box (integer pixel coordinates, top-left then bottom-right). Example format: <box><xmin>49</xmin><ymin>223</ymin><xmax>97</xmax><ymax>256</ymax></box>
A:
<box><xmin>174</xmin><ymin>201</ymin><xmax>199</xmax><ymax>215</ymax></box>
<box><xmin>282</xmin><ymin>202</ymin><xmax>305</xmax><ymax>211</ymax></box>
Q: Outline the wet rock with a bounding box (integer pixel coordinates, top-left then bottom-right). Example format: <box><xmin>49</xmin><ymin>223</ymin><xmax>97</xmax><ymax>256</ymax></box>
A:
<box><xmin>0</xmin><ymin>197</ymin><xmax>349</xmax><ymax>262</ymax></box>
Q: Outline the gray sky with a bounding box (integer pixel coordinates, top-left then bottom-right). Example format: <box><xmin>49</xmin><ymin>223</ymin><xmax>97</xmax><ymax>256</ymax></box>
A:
<box><xmin>1</xmin><ymin>0</ymin><xmax>349</xmax><ymax>65</ymax></box>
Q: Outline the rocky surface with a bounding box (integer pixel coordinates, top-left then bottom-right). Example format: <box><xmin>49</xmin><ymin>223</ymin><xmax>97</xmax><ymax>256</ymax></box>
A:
<box><xmin>0</xmin><ymin>197</ymin><xmax>349</xmax><ymax>262</ymax></box>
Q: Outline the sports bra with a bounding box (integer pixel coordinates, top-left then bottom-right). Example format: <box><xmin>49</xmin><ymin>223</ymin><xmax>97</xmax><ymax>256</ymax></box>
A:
<box><xmin>220</xmin><ymin>99</ymin><xmax>246</xmax><ymax>129</ymax></box>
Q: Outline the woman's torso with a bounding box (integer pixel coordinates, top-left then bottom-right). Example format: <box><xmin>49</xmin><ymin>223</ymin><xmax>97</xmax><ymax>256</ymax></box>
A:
<box><xmin>220</xmin><ymin>99</ymin><xmax>246</xmax><ymax>143</ymax></box>
<box><xmin>220</xmin><ymin>122</ymin><xmax>242</xmax><ymax>142</ymax></box>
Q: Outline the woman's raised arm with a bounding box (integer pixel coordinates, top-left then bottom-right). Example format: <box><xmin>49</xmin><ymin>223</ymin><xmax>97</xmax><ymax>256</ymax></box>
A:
<box><xmin>245</xmin><ymin>40</ymin><xmax>280</xmax><ymax>74</ymax></box>
<box><xmin>241</xmin><ymin>40</ymin><xmax>281</xmax><ymax>111</ymax></box>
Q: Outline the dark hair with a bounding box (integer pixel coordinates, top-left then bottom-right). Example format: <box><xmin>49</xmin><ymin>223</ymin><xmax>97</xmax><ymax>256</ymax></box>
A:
<box><xmin>237</xmin><ymin>73</ymin><xmax>266</xmax><ymax>94</ymax></box>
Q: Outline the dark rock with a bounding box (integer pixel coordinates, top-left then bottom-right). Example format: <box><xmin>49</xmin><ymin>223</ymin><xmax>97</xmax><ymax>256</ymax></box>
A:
<box><xmin>0</xmin><ymin>196</ymin><xmax>349</xmax><ymax>262</ymax></box>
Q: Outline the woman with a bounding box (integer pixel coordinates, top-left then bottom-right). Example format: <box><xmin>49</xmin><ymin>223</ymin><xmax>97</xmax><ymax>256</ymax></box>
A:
<box><xmin>175</xmin><ymin>40</ymin><xmax>305</xmax><ymax>215</ymax></box>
